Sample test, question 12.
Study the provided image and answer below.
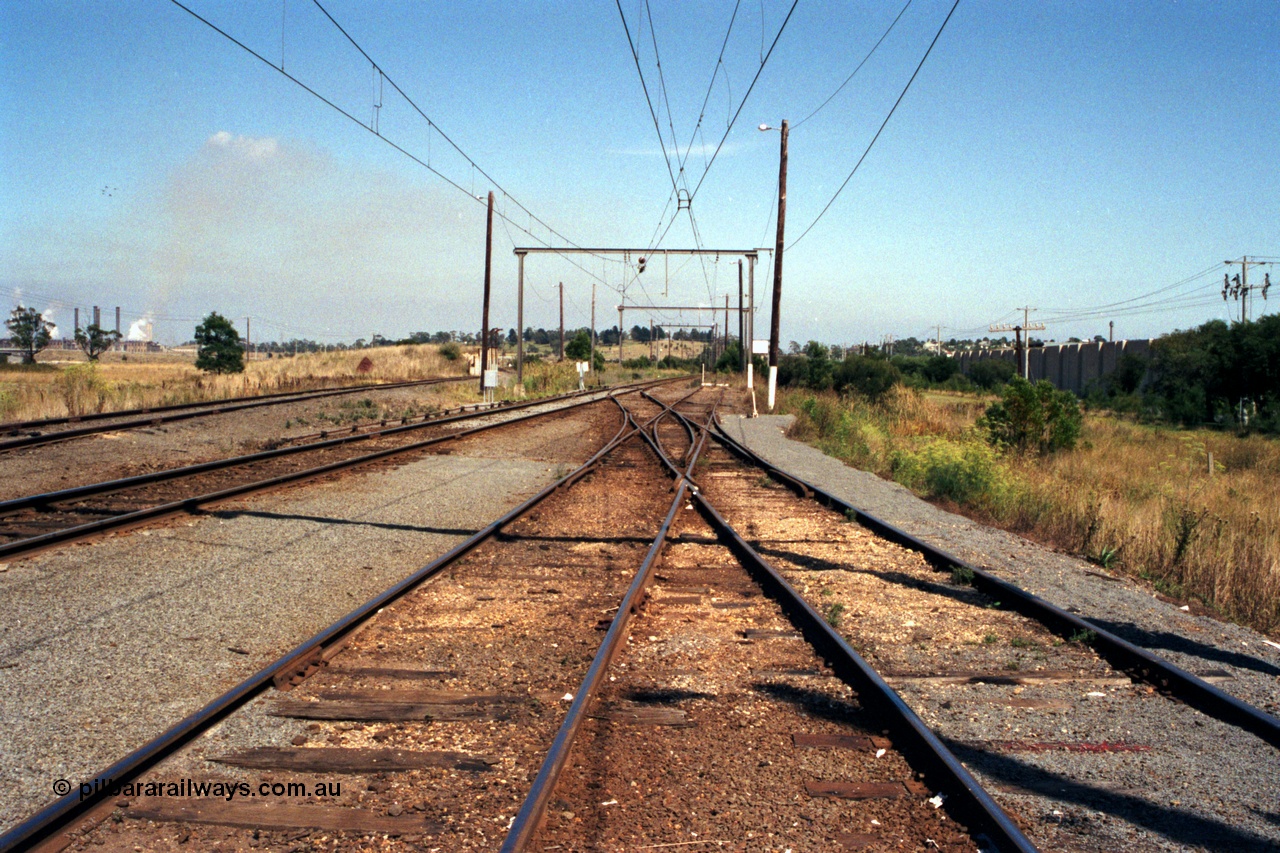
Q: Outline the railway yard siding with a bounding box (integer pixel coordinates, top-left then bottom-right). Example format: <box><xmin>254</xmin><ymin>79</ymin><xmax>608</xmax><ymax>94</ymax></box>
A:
<box><xmin>0</xmin><ymin>411</ymin><xmax>605</xmax><ymax>835</ymax></box>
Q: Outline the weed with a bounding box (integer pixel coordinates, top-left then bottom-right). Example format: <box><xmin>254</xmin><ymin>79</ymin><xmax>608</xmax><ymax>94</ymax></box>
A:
<box><xmin>844</xmin><ymin>507</ymin><xmax>858</xmax><ymax>522</ymax></box>
<box><xmin>950</xmin><ymin>565</ymin><xmax>975</xmax><ymax>586</ymax></box>
<box><xmin>819</xmin><ymin>587</ymin><xmax>833</xmax><ymax>597</ymax></box>
<box><xmin>982</xmin><ymin>633</ymin><xmax>998</xmax><ymax>645</ymax></box>
<box><xmin>1009</xmin><ymin>637</ymin><xmax>1038</xmax><ymax>649</ymax></box>
<box><xmin>1068</xmin><ymin>629</ymin><xmax>1097</xmax><ymax>646</ymax></box>
<box><xmin>1004</xmin><ymin>659</ymin><xmax>1021</xmax><ymax>671</ymax></box>
<box><xmin>823</xmin><ymin>602</ymin><xmax>845</xmax><ymax>629</ymax></box>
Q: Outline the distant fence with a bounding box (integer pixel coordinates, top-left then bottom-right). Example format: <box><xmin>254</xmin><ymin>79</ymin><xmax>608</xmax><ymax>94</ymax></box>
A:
<box><xmin>955</xmin><ymin>339</ymin><xmax>1151</xmax><ymax>395</ymax></box>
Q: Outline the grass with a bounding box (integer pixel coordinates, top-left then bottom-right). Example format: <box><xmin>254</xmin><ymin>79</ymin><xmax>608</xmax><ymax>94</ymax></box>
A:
<box><xmin>0</xmin><ymin>343</ymin><xmax>694</xmax><ymax>424</ymax></box>
<box><xmin>0</xmin><ymin>344</ymin><xmax>465</xmax><ymax>422</ymax></box>
<box><xmin>777</xmin><ymin>387</ymin><xmax>1280</xmax><ymax>636</ymax></box>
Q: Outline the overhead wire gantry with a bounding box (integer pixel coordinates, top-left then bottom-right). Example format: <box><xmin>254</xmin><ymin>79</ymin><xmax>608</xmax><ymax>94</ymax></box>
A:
<box><xmin>512</xmin><ymin>247</ymin><xmax>765</xmax><ymax>385</ymax></box>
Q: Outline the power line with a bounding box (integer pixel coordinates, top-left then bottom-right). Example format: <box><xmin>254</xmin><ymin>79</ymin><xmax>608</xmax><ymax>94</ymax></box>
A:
<box><xmin>686</xmin><ymin>0</ymin><xmax>799</xmax><ymax>204</ymax></box>
<box><xmin>792</xmin><ymin>0</ymin><xmax>915</xmax><ymax>129</ymax></box>
<box><xmin>1040</xmin><ymin>263</ymin><xmax>1223</xmax><ymax>320</ymax></box>
<box><xmin>167</xmin><ymin>0</ymin><xmax>620</xmax><ymax>294</ymax></box>
<box><xmin>674</xmin><ymin>0</ymin><xmax>742</xmax><ymax>180</ymax></box>
<box><xmin>788</xmin><ymin>0</ymin><xmax>961</xmax><ymax>250</ymax></box>
<box><xmin>615</xmin><ymin>0</ymin><xmax>679</xmax><ymax>194</ymax></box>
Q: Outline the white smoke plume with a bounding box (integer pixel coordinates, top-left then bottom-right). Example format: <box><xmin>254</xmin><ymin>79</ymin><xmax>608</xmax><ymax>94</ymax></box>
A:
<box><xmin>127</xmin><ymin>316</ymin><xmax>153</xmax><ymax>342</ymax></box>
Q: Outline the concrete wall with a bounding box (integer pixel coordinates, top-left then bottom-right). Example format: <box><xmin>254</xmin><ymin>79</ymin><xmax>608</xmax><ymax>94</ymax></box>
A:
<box><xmin>961</xmin><ymin>339</ymin><xmax>1151</xmax><ymax>394</ymax></box>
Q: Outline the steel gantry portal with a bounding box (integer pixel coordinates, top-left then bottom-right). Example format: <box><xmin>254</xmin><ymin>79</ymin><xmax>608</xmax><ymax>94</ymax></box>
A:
<box><xmin>512</xmin><ymin>248</ymin><xmax>764</xmax><ymax>387</ymax></box>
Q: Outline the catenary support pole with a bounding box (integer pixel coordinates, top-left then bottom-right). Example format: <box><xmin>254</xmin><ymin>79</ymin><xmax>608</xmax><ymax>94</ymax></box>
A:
<box><xmin>738</xmin><ymin>261</ymin><xmax>745</xmax><ymax>372</ymax></box>
<box><xmin>479</xmin><ymin>191</ymin><xmax>494</xmax><ymax>394</ymax></box>
<box><xmin>559</xmin><ymin>281</ymin><xmax>565</xmax><ymax>361</ymax></box>
<box><xmin>747</xmin><ymin>254</ymin><xmax>755</xmax><ymax>390</ymax></box>
<box><xmin>516</xmin><ymin>250</ymin><xmax>525</xmax><ymax>385</ymax></box>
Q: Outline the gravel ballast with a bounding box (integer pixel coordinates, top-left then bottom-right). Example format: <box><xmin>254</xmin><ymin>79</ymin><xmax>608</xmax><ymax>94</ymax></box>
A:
<box><xmin>722</xmin><ymin>414</ymin><xmax>1280</xmax><ymax>851</ymax></box>
<box><xmin>0</xmin><ymin>403</ymin><xmax>615</xmax><ymax>834</ymax></box>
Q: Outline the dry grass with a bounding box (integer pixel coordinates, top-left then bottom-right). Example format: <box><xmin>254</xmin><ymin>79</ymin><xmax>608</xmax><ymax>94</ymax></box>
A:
<box><xmin>779</xmin><ymin>388</ymin><xmax>1280</xmax><ymax>636</ymax></box>
<box><xmin>0</xmin><ymin>344</ymin><xmax>464</xmax><ymax>422</ymax></box>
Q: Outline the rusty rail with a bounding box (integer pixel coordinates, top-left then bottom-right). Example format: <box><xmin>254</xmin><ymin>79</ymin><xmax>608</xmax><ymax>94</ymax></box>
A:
<box><xmin>710</xmin><ymin>417</ymin><xmax>1280</xmax><ymax>751</ymax></box>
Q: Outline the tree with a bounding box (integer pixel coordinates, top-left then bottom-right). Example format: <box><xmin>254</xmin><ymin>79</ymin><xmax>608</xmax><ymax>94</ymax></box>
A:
<box><xmin>6</xmin><ymin>306</ymin><xmax>53</xmax><ymax>364</ymax></box>
<box><xmin>967</xmin><ymin>358</ymin><xmax>1016</xmax><ymax>390</ymax></box>
<box><xmin>75</xmin><ymin>323</ymin><xmax>121</xmax><ymax>361</ymax></box>
<box><xmin>564</xmin><ymin>329</ymin><xmax>592</xmax><ymax>361</ymax></box>
<box><xmin>194</xmin><ymin>312</ymin><xmax>244</xmax><ymax>374</ymax></box>
<box><xmin>833</xmin><ymin>353</ymin><xmax>900</xmax><ymax>401</ymax></box>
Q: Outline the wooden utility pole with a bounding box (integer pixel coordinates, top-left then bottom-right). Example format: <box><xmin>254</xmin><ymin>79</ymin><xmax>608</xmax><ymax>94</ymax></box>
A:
<box><xmin>1223</xmin><ymin>257</ymin><xmax>1270</xmax><ymax>323</ymax></box>
<box><xmin>590</xmin><ymin>282</ymin><xmax>596</xmax><ymax>377</ymax></box>
<box><xmin>558</xmin><ymin>281</ymin><xmax>565</xmax><ymax>360</ymax></box>
<box><xmin>723</xmin><ymin>295</ymin><xmax>730</xmax><ymax>365</ymax></box>
<box><xmin>767</xmin><ymin>120</ymin><xmax>788</xmax><ymax>411</ymax></box>
<box><xmin>479</xmin><ymin>191</ymin><xmax>494</xmax><ymax>394</ymax></box>
<box><xmin>990</xmin><ymin>307</ymin><xmax>1045</xmax><ymax>380</ymax></box>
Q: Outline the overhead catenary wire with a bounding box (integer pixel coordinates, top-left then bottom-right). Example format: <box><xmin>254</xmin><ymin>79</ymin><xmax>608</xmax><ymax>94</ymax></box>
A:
<box><xmin>788</xmin><ymin>0</ymin><xmax>961</xmax><ymax>250</ymax></box>
<box><xmin>166</xmin><ymin>0</ymin><xmax>622</xmax><ymax>297</ymax></box>
<box><xmin>615</xmin><ymin>0</ymin><xmax>679</xmax><ymax>195</ymax></box>
<box><xmin>792</xmin><ymin>0</ymin><xmax>915</xmax><ymax>129</ymax></box>
<box><xmin>686</xmin><ymin>0</ymin><xmax>799</xmax><ymax>205</ymax></box>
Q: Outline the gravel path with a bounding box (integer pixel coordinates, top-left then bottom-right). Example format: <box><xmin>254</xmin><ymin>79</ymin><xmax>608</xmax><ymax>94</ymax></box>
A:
<box><xmin>0</xmin><ymin>403</ymin><xmax>615</xmax><ymax>834</ymax></box>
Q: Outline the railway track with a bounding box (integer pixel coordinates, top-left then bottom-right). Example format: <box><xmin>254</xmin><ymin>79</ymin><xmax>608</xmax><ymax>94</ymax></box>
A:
<box><xmin>0</xmin><ymin>375</ymin><xmax>473</xmax><ymax>453</ymax></box>
<box><xmin>2</xmin><ymin>386</ymin><xmax>1035</xmax><ymax>852</ymax></box>
<box><xmin>696</xmin><ymin>415</ymin><xmax>1280</xmax><ymax>850</ymax></box>
<box><xmin>0</xmin><ymin>378</ymin><xmax>684</xmax><ymax>562</ymax></box>
<box><xmin>5</xmin><ymin>385</ymin><xmax>1275</xmax><ymax>850</ymax></box>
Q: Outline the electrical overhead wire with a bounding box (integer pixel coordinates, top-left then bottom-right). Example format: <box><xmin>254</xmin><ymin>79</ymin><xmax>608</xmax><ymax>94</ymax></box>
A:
<box><xmin>167</xmin><ymin>0</ymin><xmax>623</xmax><ymax>297</ymax></box>
<box><xmin>686</xmin><ymin>0</ymin><xmax>799</xmax><ymax>205</ymax></box>
<box><xmin>1040</xmin><ymin>263</ymin><xmax>1223</xmax><ymax>321</ymax></box>
<box><xmin>615</xmin><ymin>0</ymin><xmax>679</xmax><ymax>194</ymax></box>
<box><xmin>792</xmin><ymin>0</ymin><xmax>915</xmax><ymax>129</ymax></box>
<box><xmin>673</xmin><ymin>0</ymin><xmax>741</xmax><ymax>182</ymax></box>
<box><xmin>788</xmin><ymin>0</ymin><xmax>961</xmax><ymax>250</ymax></box>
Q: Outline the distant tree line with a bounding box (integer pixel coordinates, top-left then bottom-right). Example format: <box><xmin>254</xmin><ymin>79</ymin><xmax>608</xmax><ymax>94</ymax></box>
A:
<box><xmin>1086</xmin><ymin>316</ymin><xmax>1280</xmax><ymax>432</ymax></box>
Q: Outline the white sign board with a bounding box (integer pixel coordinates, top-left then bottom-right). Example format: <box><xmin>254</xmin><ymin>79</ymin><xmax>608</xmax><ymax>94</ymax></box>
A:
<box><xmin>483</xmin><ymin>369</ymin><xmax>499</xmax><ymax>388</ymax></box>
<box><xmin>752</xmin><ymin>339</ymin><xmax>770</xmax><ymax>355</ymax></box>
<box><xmin>576</xmin><ymin>361</ymin><xmax>590</xmax><ymax>375</ymax></box>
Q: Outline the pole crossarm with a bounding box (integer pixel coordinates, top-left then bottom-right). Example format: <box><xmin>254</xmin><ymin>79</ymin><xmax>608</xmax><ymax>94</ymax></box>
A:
<box><xmin>618</xmin><ymin>305</ymin><xmax>749</xmax><ymax>313</ymax></box>
<box><xmin>988</xmin><ymin>323</ymin><xmax>1046</xmax><ymax>333</ymax></box>
<box><xmin>513</xmin><ymin>247</ymin><xmax>760</xmax><ymax>257</ymax></box>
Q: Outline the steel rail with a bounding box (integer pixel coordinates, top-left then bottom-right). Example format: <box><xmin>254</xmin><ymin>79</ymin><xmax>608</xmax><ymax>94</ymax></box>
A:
<box><xmin>627</xmin><ymin>401</ymin><xmax>1036</xmax><ymax>853</ymax></box>
<box><xmin>709</xmin><ymin>418</ymin><xmax>1280</xmax><ymax>751</ymax></box>
<box><xmin>500</xmin><ymin>394</ymin><xmax>713</xmax><ymax>853</ymax></box>
<box><xmin>0</xmin><ymin>378</ymin><xmax>681</xmax><ymax>516</ymax></box>
<box><xmin>0</xmin><ymin>378</ymin><xmax>691</xmax><ymax>561</ymax></box>
<box><xmin>0</xmin><ymin>389</ymin><xmax>684</xmax><ymax>853</ymax></box>
<box><xmin>0</xmin><ymin>376</ymin><xmax>474</xmax><ymax>452</ymax></box>
<box><xmin>0</xmin><ymin>376</ymin><xmax>467</xmax><ymax>434</ymax></box>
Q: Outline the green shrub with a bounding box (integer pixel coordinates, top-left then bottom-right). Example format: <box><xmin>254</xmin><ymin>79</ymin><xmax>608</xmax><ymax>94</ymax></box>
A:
<box><xmin>891</xmin><ymin>438</ymin><xmax>1007</xmax><ymax>506</ymax></box>
<box><xmin>967</xmin><ymin>359</ymin><xmax>1016</xmax><ymax>389</ymax></box>
<box><xmin>439</xmin><ymin>342</ymin><xmax>461</xmax><ymax>361</ymax></box>
<box><xmin>979</xmin><ymin>378</ymin><xmax>1082</xmax><ymax>454</ymax></box>
<box><xmin>834</xmin><ymin>354</ymin><xmax>900</xmax><ymax>401</ymax></box>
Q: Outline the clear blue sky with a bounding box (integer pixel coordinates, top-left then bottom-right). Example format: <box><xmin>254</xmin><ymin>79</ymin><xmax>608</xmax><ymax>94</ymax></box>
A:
<box><xmin>2</xmin><ymin>1</ymin><xmax>1277</xmax><ymax>346</ymax></box>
